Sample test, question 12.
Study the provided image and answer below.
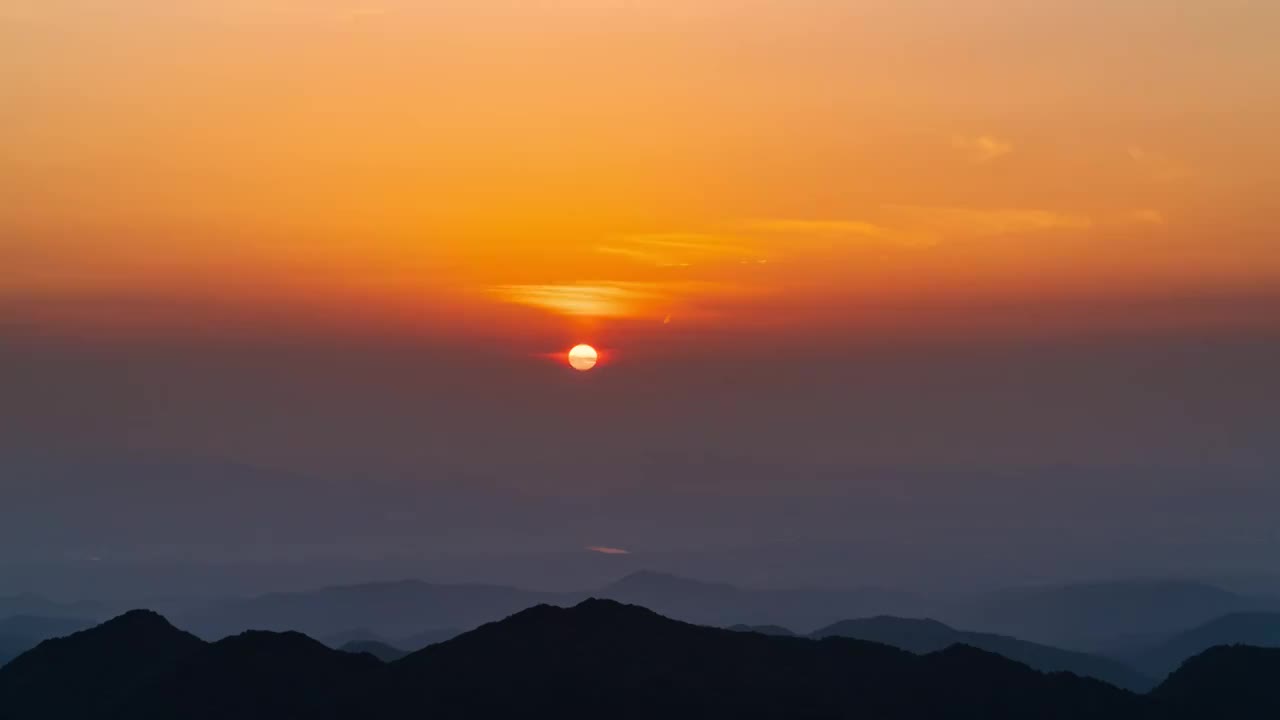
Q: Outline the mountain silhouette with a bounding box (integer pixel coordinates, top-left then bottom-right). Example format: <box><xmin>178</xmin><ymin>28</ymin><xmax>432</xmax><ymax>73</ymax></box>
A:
<box><xmin>1125</xmin><ymin>612</ymin><xmax>1280</xmax><ymax>677</ymax></box>
<box><xmin>813</xmin><ymin>615</ymin><xmax>1152</xmax><ymax>690</ymax></box>
<box><xmin>111</xmin><ymin>630</ymin><xmax>383</xmax><ymax>719</ymax></box>
<box><xmin>10</xmin><ymin>600</ymin><xmax>1280</xmax><ymax>718</ymax></box>
<box><xmin>0</xmin><ymin>610</ymin><xmax>204</xmax><ymax>718</ymax></box>
<box><xmin>0</xmin><ymin>614</ymin><xmax>380</xmax><ymax>720</ymax></box>
<box><xmin>339</xmin><ymin>640</ymin><xmax>408</xmax><ymax>662</ymax></box>
<box><xmin>344</xmin><ymin>598</ymin><xmax>1150</xmax><ymax>719</ymax></box>
<box><xmin>1153</xmin><ymin>645</ymin><xmax>1280</xmax><ymax>718</ymax></box>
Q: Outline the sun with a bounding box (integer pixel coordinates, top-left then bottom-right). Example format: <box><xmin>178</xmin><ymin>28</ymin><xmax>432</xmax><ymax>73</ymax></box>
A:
<box><xmin>568</xmin><ymin>344</ymin><xmax>599</xmax><ymax>372</ymax></box>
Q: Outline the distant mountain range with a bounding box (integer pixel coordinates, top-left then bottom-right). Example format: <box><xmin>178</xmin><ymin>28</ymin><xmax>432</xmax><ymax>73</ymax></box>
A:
<box><xmin>728</xmin><ymin>623</ymin><xmax>797</xmax><ymax>636</ymax></box>
<box><xmin>0</xmin><ymin>595</ymin><xmax>101</xmax><ymax>621</ymax></box>
<box><xmin>318</xmin><ymin>627</ymin><xmax>459</xmax><ymax>653</ymax></box>
<box><xmin>4</xmin><ymin>601</ymin><xmax>1279</xmax><ymax>719</ymax></box>
<box><xmin>0</xmin><ymin>615</ymin><xmax>94</xmax><ymax>667</ymax></box>
<box><xmin>601</xmin><ymin>569</ymin><xmax>924</xmax><ymax>630</ymax></box>
<box><xmin>177</xmin><ymin>571</ymin><xmax>1280</xmax><ymax>646</ymax></box>
<box><xmin>177</xmin><ymin>570</ymin><xmax>923</xmax><ymax>641</ymax></box>
<box><xmin>178</xmin><ymin>579</ymin><xmax>550</xmax><ymax>641</ymax></box>
<box><xmin>811</xmin><ymin>616</ymin><xmax>1154</xmax><ymax>691</ymax></box>
<box><xmin>1119</xmin><ymin>612</ymin><xmax>1280</xmax><ymax>678</ymax></box>
<box><xmin>940</xmin><ymin>579</ymin><xmax>1280</xmax><ymax>651</ymax></box>
<box><xmin>160</xmin><ymin>570</ymin><xmax>1280</xmax><ymax>688</ymax></box>
<box><xmin>338</xmin><ymin>640</ymin><xmax>408</xmax><ymax>662</ymax></box>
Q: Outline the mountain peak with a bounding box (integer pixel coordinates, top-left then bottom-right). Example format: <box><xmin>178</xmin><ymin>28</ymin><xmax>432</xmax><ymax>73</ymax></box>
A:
<box><xmin>571</xmin><ymin>597</ymin><xmax>662</xmax><ymax>618</ymax></box>
<box><xmin>869</xmin><ymin>616</ymin><xmax>955</xmax><ymax>631</ymax></box>
<box><xmin>104</xmin><ymin>609</ymin><xmax>174</xmax><ymax>629</ymax></box>
<box><xmin>495</xmin><ymin>598</ymin><xmax>664</xmax><ymax>628</ymax></box>
<box><xmin>0</xmin><ymin>609</ymin><xmax>206</xmax><ymax>718</ymax></box>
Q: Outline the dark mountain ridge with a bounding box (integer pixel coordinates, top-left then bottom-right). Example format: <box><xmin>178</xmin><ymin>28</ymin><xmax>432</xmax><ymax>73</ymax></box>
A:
<box><xmin>112</xmin><ymin>630</ymin><xmax>383</xmax><ymax>719</ymax></box>
<box><xmin>813</xmin><ymin>615</ymin><xmax>1153</xmax><ymax>690</ymax></box>
<box><xmin>1123</xmin><ymin>612</ymin><xmax>1280</xmax><ymax>677</ymax></box>
<box><xmin>0</xmin><ymin>610</ymin><xmax>205</xmax><ymax>718</ymax></box>
<box><xmin>5</xmin><ymin>600</ymin><xmax>1280</xmax><ymax>719</ymax></box>
<box><xmin>1154</xmin><ymin>645</ymin><xmax>1280</xmax><ymax>718</ymax></box>
<box><xmin>351</xmin><ymin>598</ymin><xmax>1151</xmax><ymax>719</ymax></box>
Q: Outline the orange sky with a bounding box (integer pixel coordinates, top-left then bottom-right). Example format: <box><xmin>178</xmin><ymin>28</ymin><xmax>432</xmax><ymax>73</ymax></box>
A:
<box><xmin>3</xmin><ymin>0</ymin><xmax>1278</xmax><ymax>348</ymax></box>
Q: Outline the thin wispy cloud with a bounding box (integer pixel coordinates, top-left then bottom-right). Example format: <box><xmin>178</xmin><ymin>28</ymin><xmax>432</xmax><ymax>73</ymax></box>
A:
<box><xmin>953</xmin><ymin>135</ymin><xmax>1014</xmax><ymax>164</ymax></box>
<box><xmin>586</xmin><ymin>546</ymin><xmax>631</xmax><ymax>555</ymax></box>
<box><xmin>885</xmin><ymin>206</ymin><xmax>1092</xmax><ymax>237</ymax></box>
<box><xmin>596</xmin><ymin>233</ymin><xmax>760</xmax><ymax>269</ymax></box>
<box><xmin>631</xmin><ymin>234</ymin><xmax>754</xmax><ymax>255</ymax></box>
<box><xmin>747</xmin><ymin>206</ymin><xmax>1092</xmax><ymax>250</ymax></box>
<box><xmin>490</xmin><ymin>279</ymin><xmax>758</xmax><ymax>319</ymax></box>
<box><xmin>744</xmin><ymin>218</ymin><xmax>929</xmax><ymax>250</ymax></box>
<box><xmin>489</xmin><ymin>282</ymin><xmax>664</xmax><ymax>318</ymax></box>
<box><xmin>596</xmin><ymin>245</ymin><xmax>681</xmax><ymax>266</ymax></box>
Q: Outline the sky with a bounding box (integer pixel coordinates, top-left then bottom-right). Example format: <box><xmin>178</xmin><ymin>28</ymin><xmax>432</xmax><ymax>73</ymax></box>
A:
<box><xmin>2</xmin><ymin>0</ymin><xmax>1278</xmax><ymax>597</ymax></box>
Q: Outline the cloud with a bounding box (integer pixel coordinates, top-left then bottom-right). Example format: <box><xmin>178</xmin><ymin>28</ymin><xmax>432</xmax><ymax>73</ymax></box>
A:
<box><xmin>489</xmin><ymin>282</ymin><xmax>664</xmax><ymax>318</ymax></box>
<box><xmin>884</xmin><ymin>206</ymin><xmax>1092</xmax><ymax>238</ymax></box>
<box><xmin>490</xmin><ymin>279</ymin><xmax>756</xmax><ymax>319</ymax></box>
<box><xmin>745</xmin><ymin>218</ymin><xmax>927</xmax><ymax>248</ymax></box>
<box><xmin>595</xmin><ymin>245</ymin><xmax>681</xmax><ymax>266</ymax></box>
<box><xmin>628</xmin><ymin>234</ymin><xmax>753</xmax><ymax>254</ymax></box>
<box><xmin>953</xmin><ymin>135</ymin><xmax>1014</xmax><ymax>164</ymax></box>
<box><xmin>586</xmin><ymin>546</ymin><xmax>631</xmax><ymax>555</ymax></box>
<box><xmin>748</xmin><ymin>206</ymin><xmax>1090</xmax><ymax>250</ymax></box>
<box><xmin>1127</xmin><ymin>146</ymin><xmax>1193</xmax><ymax>183</ymax></box>
<box><xmin>597</xmin><ymin>234</ymin><xmax>757</xmax><ymax>268</ymax></box>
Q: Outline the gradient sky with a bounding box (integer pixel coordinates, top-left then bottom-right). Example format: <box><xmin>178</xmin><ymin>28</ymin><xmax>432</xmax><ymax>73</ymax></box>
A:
<box><xmin>5</xmin><ymin>0</ymin><xmax>1278</xmax><ymax>342</ymax></box>
<box><xmin>2</xmin><ymin>0</ymin><xmax>1278</xmax><ymax>596</ymax></box>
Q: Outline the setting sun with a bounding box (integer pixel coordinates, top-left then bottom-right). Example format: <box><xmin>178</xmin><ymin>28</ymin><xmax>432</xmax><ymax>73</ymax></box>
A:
<box><xmin>568</xmin><ymin>344</ymin><xmax>599</xmax><ymax>372</ymax></box>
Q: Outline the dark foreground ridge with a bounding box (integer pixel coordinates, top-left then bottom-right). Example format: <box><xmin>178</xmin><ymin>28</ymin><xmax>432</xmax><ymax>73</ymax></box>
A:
<box><xmin>0</xmin><ymin>600</ymin><xmax>1277</xmax><ymax>719</ymax></box>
